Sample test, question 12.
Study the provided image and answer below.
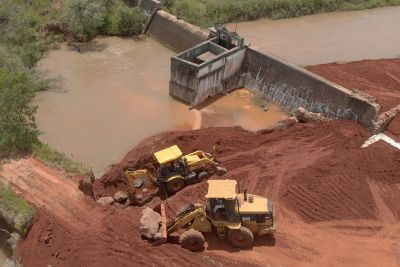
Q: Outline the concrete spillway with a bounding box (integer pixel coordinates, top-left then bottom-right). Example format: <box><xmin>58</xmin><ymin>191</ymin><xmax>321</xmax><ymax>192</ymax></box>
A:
<box><xmin>133</xmin><ymin>1</ymin><xmax>394</xmax><ymax>132</ymax></box>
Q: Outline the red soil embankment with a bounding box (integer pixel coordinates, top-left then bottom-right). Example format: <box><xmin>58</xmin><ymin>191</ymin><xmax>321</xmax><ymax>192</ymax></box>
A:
<box><xmin>90</xmin><ymin>120</ymin><xmax>399</xmax><ymax>267</ymax></box>
<box><xmin>307</xmin><ymin>58</ymin><xmax>400</xmax><ymax>135</ymax></box>
<box><xmin>5</xmin><ymin>121</ymin><xmax>400</xmax><ymax>267</ymax></box>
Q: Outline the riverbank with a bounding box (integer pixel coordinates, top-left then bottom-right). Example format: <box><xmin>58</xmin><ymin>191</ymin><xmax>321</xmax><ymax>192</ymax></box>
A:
<box><xmin>164</xmin><ymin>0</ymin><xmax>400</xmax><ymax>27</ymax></box>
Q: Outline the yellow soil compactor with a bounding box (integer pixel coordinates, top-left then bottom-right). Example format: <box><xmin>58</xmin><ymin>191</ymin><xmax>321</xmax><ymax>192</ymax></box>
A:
<box><xmin>142</xmin><ymin>179</ymin><xmax>276</xmax><ymax>251</ymax></box>
<box><xmin>125</xmin><ymin>145</ymin><xmax>227</xmax><ymax>195</ymax></box>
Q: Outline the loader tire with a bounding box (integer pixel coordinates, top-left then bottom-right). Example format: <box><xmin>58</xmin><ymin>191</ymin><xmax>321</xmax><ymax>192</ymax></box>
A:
<box><xmin>179</xmin><ymin>229</ymin><xmax>205</xmax><ymax>252</ymax></box>
<box><xmin>197</xmin><ymin>171</ymin><xmax>209</xmax><ymax>181</ymax></box>
<box><xmin>166</xmin><ymin>178</ymin><xmax>184</xmax><ymax>194</ymax></box>
<box><xmin>228</xmin><ymin>226</ymin><xmax>254</xmax><ymax>248</ymax></box>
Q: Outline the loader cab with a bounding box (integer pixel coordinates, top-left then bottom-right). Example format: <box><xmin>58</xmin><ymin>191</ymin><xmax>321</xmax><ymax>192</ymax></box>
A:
<box><xmin>205</xmin><ymin>180</ymin><xmax>241</xmax><ymax>222</ymax></box>
<box><xmin>154</xmin><ymin>145</ymin><xmax>187</xmax><ymax>180</ymax></box>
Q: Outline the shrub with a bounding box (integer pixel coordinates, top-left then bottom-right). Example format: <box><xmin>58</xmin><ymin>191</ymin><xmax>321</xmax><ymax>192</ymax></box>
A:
<box><xmin>0</xmin><ymin>68</ymin><xmax>42</xmax><ymax>153</ymax></box>
<box><xmin>104</xmin><ymin>2</ymin><xmax>147</xmax><ymax>36</ymax></box>
<box><xmin>61</xmin><ymin>0</ymin><xmax>107</xmax><ymax>41</ymax></box>
<box><xmin>0</xmin><ymin>181</ymin><xmax>35</xmax><ymax>235</ymax></box>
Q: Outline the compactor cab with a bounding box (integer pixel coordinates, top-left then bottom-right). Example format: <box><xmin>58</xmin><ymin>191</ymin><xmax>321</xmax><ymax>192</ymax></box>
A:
<box><xmin>148</xmin><ymin>179</ymin><xmax>276</xmax><ymax>252</ymax></box>
<box><xmin>204</xmin><ymin>180</ymin><xmax>276</xmax><ymax>248</ymax></box>
<box><xmin>125</xmin><ymin>145</ymin><xmax>227</xmax><ymax>195</ymax></box>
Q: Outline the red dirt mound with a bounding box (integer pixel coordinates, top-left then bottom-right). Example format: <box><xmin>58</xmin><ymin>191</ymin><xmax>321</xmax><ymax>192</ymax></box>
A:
<box><xmin>307</xmin><ymin>59</ymin><xmax>400</xmax><ymax>136</ymax></box>
<box><xmin>307</xmin><ymin>59</ymin><xmax>400</xmax><ymax>112</ymax></box>
<box><xmin>91</xmin><ymin>120</ymin><xmax>400</xmax><ymax>266</ymax></box>
<box><xmin>10</xmin><ymin>120</ymin><xmax>400</xmax><ymax>267</ymax></box>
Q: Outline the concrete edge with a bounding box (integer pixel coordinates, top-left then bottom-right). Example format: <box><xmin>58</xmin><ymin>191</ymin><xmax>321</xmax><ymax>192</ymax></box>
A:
<box><xmin>248</xmin><ymin>47</ymin><xmax>381</xmax><ymax>112</ymax></box>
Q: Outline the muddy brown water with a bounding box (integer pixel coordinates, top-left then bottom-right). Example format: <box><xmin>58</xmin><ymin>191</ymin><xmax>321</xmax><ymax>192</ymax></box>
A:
<box><xmin>35</xmin><ymin>6</ymin><xmax>400</xmax><ymax>176</ymax></box>
<box><xmin>227</xmin><ymin>6</ymin><xmax>400</xmax><ymax>66</ymax></box>
<box><xmin>35</xmin><ymin>37</ymin><xmax>285</xmax><ymax>176</ymax></box>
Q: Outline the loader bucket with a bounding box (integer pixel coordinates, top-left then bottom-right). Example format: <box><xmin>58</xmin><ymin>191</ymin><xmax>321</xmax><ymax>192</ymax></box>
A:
<box><xmin>216</xmin><ymin>165</ymin><xmax>228</xmax><ymax>175</ymax></box>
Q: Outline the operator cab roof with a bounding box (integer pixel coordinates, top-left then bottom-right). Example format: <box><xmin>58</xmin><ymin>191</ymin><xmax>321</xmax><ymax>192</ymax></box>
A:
<box><xmin>206</xmin><ymin>180</ymin><xmax>239</xmax><ymax>200</ymax></box>
<box><xmin>153</xmin><ymin>145</ymin><xmax>183</xmax><ymax>164</ymax></box>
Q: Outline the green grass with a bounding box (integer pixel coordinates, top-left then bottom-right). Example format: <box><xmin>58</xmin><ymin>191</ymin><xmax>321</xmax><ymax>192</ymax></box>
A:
<box><xmin>32</xmin><ymin>142</ymin><xmax>91</xmax><ymax>174</ymax></box>
<box><xmin>162</xmin><ymin>0</ymin><xmax>400</xmax><ymax>27</ymax></box>
<box><xmin>0</xmin><ymin>180</ymin><xmax>35</xmax><ymax>235</ymax></box>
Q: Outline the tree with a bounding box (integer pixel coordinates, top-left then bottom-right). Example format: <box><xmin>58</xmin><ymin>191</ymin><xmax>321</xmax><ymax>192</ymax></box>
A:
<box><xmin>104</xmin><ymin>3</ymin><xmax>147</xmax><ymax>36</ymax></box>
<box><xmin>61</xmin><ymin>0</ymin><xmax>107</xmax><ymax>41</ymax></box>
<box><xmin>0</xmin><ymin>68</ymin><xmax>40</xmax><ymax>153</ymax></box>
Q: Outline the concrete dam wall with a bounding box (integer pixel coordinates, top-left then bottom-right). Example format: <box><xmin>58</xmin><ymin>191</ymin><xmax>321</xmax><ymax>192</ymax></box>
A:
<box><xmin>169</xmin><ymin>43</ymin><xmax>381</xmax><ymax>130</ymax></box>
<box><xmin>134</xmin><ymin>3</ymin><xmax>384</xmax><ymax>131</ymax></box>
<box><xmin>243</xmin><ymin>48</ymin><xmax>380</xmax><ymax>129</ymax></box>
<box><xmin>147</xmin><ymin>11</ymin><xmax>209</xmax><ymax>52</ymax></box>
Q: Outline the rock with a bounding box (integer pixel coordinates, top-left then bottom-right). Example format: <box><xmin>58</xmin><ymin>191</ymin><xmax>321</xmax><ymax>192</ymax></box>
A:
<box><xmin>258</xmin><ymin>117</ymin><xmax>298</xmax><ymax>134</ymax></box>
<box><xmin>123</xmin><ymin>198</ymin><xmax>131</xmax><ymax>208</ymax></box>
<box><xmin>6</xmin><ymin>232</ymin><xmax>20</xmax><ymax>250</ymax></box>
<box><xmin>113</xmin><ymin>191</ymin><xmax>128</xmax><ymax>203</ymax></box>
<box><xmin>97</xmin><ymin>197</ymin><xmax>114</xmax><ymax>206</ymax></box>
<box><xmin>142</xmin><ymin>188</ymin><xmax>148</xmax><ymax>193</ymax></box>
<box><xmin>140</xmin><ymin>207</ymin><xmax>162</xmax><ymax>240</ymax></box>
<box><xmin>76</xmin><ymin>172</ymin><xmax>95</xmax><ymax>199</ymax></box>
<box><xmin>133</xmin><ymin>177</ymin><xmax>144</xmax><ymax>188</ymax></box>
<box><xmin>153</xmin><ymin>232</ymin><xmax>163</xmax><ymax>240</ymax></box>
<box><xmin>295</xmin><ymin>107</ymin><xmax>330</xmax><ymax>123</ymax></box>
<box><xmin>260</xmin><ymin>104</ymin><xmax>268</xmax><ymax>112</ymax></box>
<box><xmin>371</xmin><ymin>104</ymin><xmax>400</xmax><ymax>134</ymax></box>
<box><xmin>136</xmin><ymin>194</ymin><xmax>143</xmax><ymax>200</ymax></box>
<box><xmin>3</xmin><ymin>258</ymin><xmax>22</xmax><ymax>267</ymax></box>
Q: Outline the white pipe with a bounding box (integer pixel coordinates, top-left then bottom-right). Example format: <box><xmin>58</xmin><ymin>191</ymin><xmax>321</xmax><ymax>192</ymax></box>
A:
<box><xmin>361</xmin><ymin>133</ymin><xmax>400</xmax><ymax>150</ymax></box>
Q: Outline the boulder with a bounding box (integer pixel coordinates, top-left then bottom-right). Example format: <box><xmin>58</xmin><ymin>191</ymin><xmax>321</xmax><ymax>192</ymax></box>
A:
<box><xmin>3</xmin><ymin>258</ymin><xmax>21</xmax><ymax>267</ymax></box>
<box><xmin>295</xmin><ymin>107</ymin><xmax>330</xmax><ymax>123</ymax></box>
<box><xmin>113</xmin><ymin>191</ymin><xmax>128</xmax><ymax>203</ymax></box>
<box><xmin>140</xmin><ymin>207</ymin><xmax>162</xmax><ymax>240</ymax></box>
<box><xmin>97</xmin><ymin>197</ymin><xmax>114</xmax><ymax>206</ymax></box>
<box><xmin>76</xmin><ymin>173</ymin><xmax>95</xmax><ymax>199</ymax></box>
<box><xmin>6</xmin><ymin>232</ymin><xmax>20</xmax><ymax>250</ymax></box>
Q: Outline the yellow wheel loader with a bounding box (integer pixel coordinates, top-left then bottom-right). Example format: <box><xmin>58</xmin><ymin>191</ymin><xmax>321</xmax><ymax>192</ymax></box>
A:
<box><xmin>125</xmin><ymin>145</ymin><xmax>227</xmax><ymax>195</ymax></box>
<box><xmin>150</xmin><ymin>179</ymin><xmax>276</xmax><ymax>251</ymax></box>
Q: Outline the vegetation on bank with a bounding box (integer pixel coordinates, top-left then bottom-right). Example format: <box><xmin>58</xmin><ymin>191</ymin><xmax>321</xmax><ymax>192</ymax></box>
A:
<box><xmin>0</xmin><ymin>0</ymin><xmax>146</xmax><ymax>159</ymax></box>
<box><xmin>0</xmin><ymin>180</ymin><xmax>35</xmax><ymax>235</ymax></box>
<box><xmin>62</xmin><ymin>0</ymin><xmax>147</xmax><ymax>40</ymax></box>
<box><xmin>32</xmin><ymin>143</ymin><xmax>91</xmax><ymax>174</ymax></box>
<box><xmin>162</xmin><ymin>0</ymin><xmax>400</xmax><ymax>27</ymax></box>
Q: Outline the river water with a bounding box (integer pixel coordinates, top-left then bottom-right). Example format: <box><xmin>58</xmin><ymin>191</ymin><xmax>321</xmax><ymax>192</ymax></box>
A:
<box><xmin>34</xmin><ymin>6</ymin><xmax>400</xmax><ymax>176</ymax></box>
<box><xmin>228</xmin><ymin>6</ymin><xmax>400</xmax><ymax>66</ymax></box>
<box><xmin>35</xmin><ymin>37</ymin><xmax>285</xmax><ymax>176</ymax></box>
